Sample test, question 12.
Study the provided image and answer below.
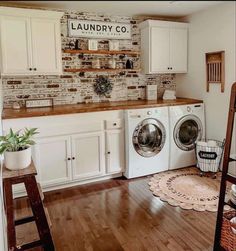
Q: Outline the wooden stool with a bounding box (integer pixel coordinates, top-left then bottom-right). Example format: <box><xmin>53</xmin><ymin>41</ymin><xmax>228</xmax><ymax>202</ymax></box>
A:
<box><xmin>2</xmin><ymin>161</ymin><xmax>54</xmax><ymax>251</ymax></box>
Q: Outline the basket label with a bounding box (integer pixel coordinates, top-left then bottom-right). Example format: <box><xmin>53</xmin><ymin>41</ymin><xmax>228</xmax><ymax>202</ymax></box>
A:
<box><xmin>198</xmin><ymin>151</ymin><xmax>217</xmax><ymax>160</ymax></box>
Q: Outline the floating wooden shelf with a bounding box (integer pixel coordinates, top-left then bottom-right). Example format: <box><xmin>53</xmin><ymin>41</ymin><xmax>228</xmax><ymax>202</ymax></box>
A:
<box><xmin>63</xmin><ymin>49</ymin><xmax>140</xmax><ymax>56</ymax></box>
<box><xmin>64</xmin><ymin>68</ymin><xmax>140</xmax><ymax>73</ymax></box>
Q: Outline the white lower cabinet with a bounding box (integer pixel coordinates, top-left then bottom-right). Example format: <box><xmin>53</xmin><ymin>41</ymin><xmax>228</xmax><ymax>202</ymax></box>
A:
<box><xmin>71</xmin><ymin>132</ymin><xmax>105</xmax><ymax>180</ymax></box>
<box><xmin>3</xmin><ymin>111</ymin><xmax>125</xmax><ymax>195</ymax></box>
<box><xmin>32</xmin><ymin>135</ymin><xmax>72</xmax><ymax>187</ymax></box>
<box><xmin>106</xmin><ymin>129</ymin><xmax>125</xmax><ymax>174</ymax></box>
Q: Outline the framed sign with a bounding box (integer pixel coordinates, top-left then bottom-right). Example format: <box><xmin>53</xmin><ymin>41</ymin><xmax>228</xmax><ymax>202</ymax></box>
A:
<box><xmin>68</xmin><ymin>19</ymin><xmax>131</xmax><ymax>39</ymax></box>
<box><xmin>25</xmin><ymin>98</ymin><xmax>53</xmax><ymax>108</ymax></box>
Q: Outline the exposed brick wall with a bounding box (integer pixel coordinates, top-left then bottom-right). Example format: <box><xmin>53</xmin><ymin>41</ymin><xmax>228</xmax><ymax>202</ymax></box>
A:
<box><xmin>2</xmin><ymin>10</ymin><xmax>176</xmax><ymax>108</ymax></box>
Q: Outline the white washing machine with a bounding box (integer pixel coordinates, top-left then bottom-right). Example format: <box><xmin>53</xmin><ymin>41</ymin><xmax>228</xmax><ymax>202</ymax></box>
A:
<box><xmin>169</xmin><ymin>103</ymin><xmax>205</xmax><ymax>170</ymax></box>
<box><xmin>124</xmin><ymin>107</ymin><xmax>169</xmax><ymax>179</ymax></box>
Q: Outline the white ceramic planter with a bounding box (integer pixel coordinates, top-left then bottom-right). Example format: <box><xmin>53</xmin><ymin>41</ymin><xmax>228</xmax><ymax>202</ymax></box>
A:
<box><xmin>4</xmin><ymin>147</ymin><xmax>31</xmax><ymax>170</ymax></box>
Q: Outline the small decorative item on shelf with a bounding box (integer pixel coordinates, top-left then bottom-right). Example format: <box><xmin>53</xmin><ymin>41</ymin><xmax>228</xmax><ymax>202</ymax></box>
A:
<box><xmin>88</xmin><ymin>39</ymin><xmax>98</xmax><ymax>50</ymax></box>
<box><xmin>12</xmin><ymin>101</ymin><xmax>20</xmax><ymax>109</ymax></box>
<box><xmin>74</xmin><ymin>39</ymin><xmax>80</xmax><ymax>50</ymax></box>
<box><xmin>94</xmin><ymin>76</ymin><xmax>113</xmax><ymax>97</ymax></box>
<box><xmin>126</xmin><ymin>59</ymin><xmax>133</xmax><ymax>69</ymax></box>
<box><xmin>146</xmin><ymin>85</ymin><xmax>157</xmax><ymax>100</ymax></box>
<box><xmin>0</xmin><ymin>128</ymin><xmax>38</xmax><ymax>170</ymax></box>
<box><xmin>92</xmin><ymin>58</ymin><xmax>100</xmax><ymax>69</ymax></box>
<box><xmin>25</xmin><ymin>98</ymin><xmax>53</xmax><ymax>108</ymax></box>
<box><xmin>68</xmin><ymin>40</ymin><xmax>75</xmax><ymax>50</ymax></box>
<box><xmin>109</xmin><ymin>40</ymin><xmax>119</xmax><ymax>51</ymax></box>
<box><xmin>108</xmin><ymin>58</ymin><xmax>116</xmax><ymax>69</ymax></box>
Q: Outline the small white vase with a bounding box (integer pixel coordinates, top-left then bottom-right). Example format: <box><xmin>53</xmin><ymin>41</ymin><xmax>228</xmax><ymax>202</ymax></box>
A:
<box><xmin>4</xmin><ymin>147</ymin><xmax>31</xmax><ymax>170</ymax></box>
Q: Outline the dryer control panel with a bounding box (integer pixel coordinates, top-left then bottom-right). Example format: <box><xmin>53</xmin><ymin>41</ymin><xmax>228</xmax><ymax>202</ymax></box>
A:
<box><xmin>126</xmin><ymin>107</ymin><xmax>168</xmax><ymax>119</ymax></box>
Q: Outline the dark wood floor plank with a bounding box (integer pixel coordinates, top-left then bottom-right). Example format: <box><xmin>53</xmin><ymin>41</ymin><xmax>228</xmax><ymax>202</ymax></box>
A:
<box><xmin>14</xmin><ymin>177</ymin><xmax>216</xmax><ymax>251</ymax></box>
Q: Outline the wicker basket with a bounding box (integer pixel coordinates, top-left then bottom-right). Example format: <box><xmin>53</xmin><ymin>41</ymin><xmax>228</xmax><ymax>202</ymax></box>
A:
<box><xmin>196</xmin><ymin>139</ymin><xmax>224</xmax><ymax>173</ymax></box>
<box><xmin>220</xmin><ymin>210</ymin><xmax>236</xmax><ymax>251</ymax></box>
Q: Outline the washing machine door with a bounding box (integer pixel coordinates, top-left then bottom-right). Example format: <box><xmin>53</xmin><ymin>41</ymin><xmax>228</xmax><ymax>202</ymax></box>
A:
<box><xmin>174</xmin><ymin>115</ymin><xmax>203</xmax><ymax>151</ymax></box>
<box><xmin>132</xmin><ymin>118</ymin><xmax>166</xmax><ymax>157</ymax></box>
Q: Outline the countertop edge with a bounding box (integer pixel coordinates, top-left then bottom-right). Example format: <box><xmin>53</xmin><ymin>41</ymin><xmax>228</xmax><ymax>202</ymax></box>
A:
<box><xmin>2</xmin><ymin>98</ymin><xmax>203</xmax><ymax>120</ymax></box>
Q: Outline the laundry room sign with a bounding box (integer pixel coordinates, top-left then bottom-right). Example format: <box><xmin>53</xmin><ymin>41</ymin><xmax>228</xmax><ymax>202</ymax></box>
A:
<box><xmin>68</xmin><ymin>19</ymin><xmax>131</xmax><ymax>39</ymax></box>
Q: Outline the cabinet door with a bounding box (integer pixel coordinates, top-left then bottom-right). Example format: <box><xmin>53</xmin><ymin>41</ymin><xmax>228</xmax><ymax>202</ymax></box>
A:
<box><xmin>71</xmin><ymin>132</ymin><xmax>105</xmax><ymax>180</ymax></box>
<box><xmin>106</xmin><ymin>130</ymin><xmax>125</xmax><ymax>174</ymax></box>
<box><xmin>31</xmin><ymin>18</ymin><xmax>62</xmax><ymax>74</ymax></box>
<box><xmin>150</xmin><ymin>27</ymin><xmax>170</xmax><ymax>73</ymax></box>
<box><xmin>169</xmin><ymin>28</ymin><xmax>188</xmax><ymax>73</ymax></box>
<box><xmin>32</xmin><ymin>136</ymin><xmax>72</xmax><ymax>187</ymax></box>
<box><xmin>0</xmin><ymin>16</ymin><xmax>32</xmax><ymax>74</ymax></box>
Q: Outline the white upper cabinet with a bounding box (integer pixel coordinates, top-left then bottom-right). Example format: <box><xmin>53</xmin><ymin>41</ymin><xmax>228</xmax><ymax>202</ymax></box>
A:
<box><xmin>150</xmin><ymin>27</ymin><xmax>170</xmax><ymax>73</ymax></box>
<box><xmin>31</xmin><ymin>18</ymin><xmax>62</xmax><ymax>74</ymax></box>
<box><xmin>169</xmin><ymin>28</ymin><xmax>188</xmax><ymax>73</ymax></box>
<box><xmin>140</xmin><ymin>20</ymin><xmax>188</xmax><ymax>74</ymax></box>
<box><xmin>0</xmin><ymin>7</ymin><xmax>63</xmax><ymax>75</ymax></box>
<box><xmin>0</xmin><ymin>16</ymin><xmax>32</xmax><ymax>74</ymax></box>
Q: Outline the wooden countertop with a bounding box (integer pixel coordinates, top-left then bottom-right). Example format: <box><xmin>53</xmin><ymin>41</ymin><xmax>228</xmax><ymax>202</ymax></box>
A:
<box><xmin>2</xmin><ymin>98</ymin><xmax>203</xmax><ymax>120</ymax></box>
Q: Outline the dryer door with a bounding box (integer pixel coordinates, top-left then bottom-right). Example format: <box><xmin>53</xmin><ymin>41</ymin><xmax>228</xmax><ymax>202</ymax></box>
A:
<box><xmin>174</xmin><ymin>115</ymin><xmax>203</xmax><ymax>151</ymax></box>
<box><xmin>132</xmin><ymin>118</ymin><xmax>166</xmax><ymax>157</ymax></box>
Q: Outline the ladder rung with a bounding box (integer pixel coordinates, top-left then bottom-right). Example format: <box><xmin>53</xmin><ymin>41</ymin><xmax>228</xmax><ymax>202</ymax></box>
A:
<box><xmin>226</xmin><ymin>174</ymin><xmax>236</xmax><ymax>183</ymax></box>
<box><xmin>18</xmin><ymin>239</ymin><xmax>42</xmax><ymax>250</ymax></box>
<box><xmin>229</xmin><ymin>153</ymin><xmax>236</xmax><ymax>162</ymax></box>
<box><xmin>15</xmin><ymin>216</ymin><xmax>35</xmax><ymax>226</ymax></box>
<box><xmin>224</xmin><ymin>200</ymin><xmax>236</xmax><ymax>210</ymax></box>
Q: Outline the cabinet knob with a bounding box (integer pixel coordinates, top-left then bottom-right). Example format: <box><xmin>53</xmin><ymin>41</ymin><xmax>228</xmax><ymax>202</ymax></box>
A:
<box><xmin>34</xmin><ymin>68</ymin><xmax>37</xmax><ymax>71</ymax></box>
<box><xmin>29</xmin><ymin>68</ymin><xmax>32</xmax><ymax>71</ymax></box>
<box><xmin>67</xmin><ymin>157</ymin><xmax>71</xmax><ymax>160</ymax></box>
<box><xmin>107</xmin><ymin>151</ymin><xmax>111</xmax><ymax>154</ymax></box>
<box><xmin>113</xmin><ymin>123</ymin><xmax>117</xmax><ymax>126</ymax></box>
<box><xmin>72</xmin><ymin>157</ymin><xmax>75</xmax><ymax>160</ymax></box>
<box><xmin>170</xmin><ymin>67</ymin><xmax>173</xmax><ymax>70</ymax></box>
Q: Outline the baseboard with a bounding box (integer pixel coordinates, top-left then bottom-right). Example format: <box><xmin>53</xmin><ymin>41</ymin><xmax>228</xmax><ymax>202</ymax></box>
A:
<box><xmin>13</xmin><ymin>172</ymin><xmax>123</xmax><ymax>198</ymax></box>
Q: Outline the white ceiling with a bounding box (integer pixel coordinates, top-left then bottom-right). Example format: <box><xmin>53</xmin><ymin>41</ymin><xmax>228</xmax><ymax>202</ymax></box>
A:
<box><xmin>0</xmin><ymin>1</ymin><xmax>225</xmax><ymax>17</ymax></box>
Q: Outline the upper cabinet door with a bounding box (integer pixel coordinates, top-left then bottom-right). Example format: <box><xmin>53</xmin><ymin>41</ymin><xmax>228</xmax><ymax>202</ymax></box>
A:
<box><xmin>150</xmin><ymin>27</ymin><xmax>170</xmax><ymax>73</ymax></box>
<box><xmin>169</xmin><ymin>28</ymin><xmax>188</xmax><ymax>73</ymax></box>
<box><xmin>0</xmin><ymin>16</ymin><xmax>32</xmax><ymax>74</ymax></box>
<box><xmin>31</xmin><ymin>18</ymin><xmax>62</xmax><ymax>74</ymax></box>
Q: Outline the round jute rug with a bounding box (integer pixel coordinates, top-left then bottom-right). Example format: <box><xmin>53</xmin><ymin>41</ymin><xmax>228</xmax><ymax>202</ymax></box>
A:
<box><xmin>149</xmin><ymin>167</ymin><xmax>224</xmax><ymax>212</ymax></box>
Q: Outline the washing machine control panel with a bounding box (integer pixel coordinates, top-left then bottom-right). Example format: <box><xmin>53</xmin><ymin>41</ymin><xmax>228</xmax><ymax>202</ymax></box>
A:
<box><xmin>187</xmin><ymin>106</ymin><xmax>192</xmax><ymax>112</ymax></box>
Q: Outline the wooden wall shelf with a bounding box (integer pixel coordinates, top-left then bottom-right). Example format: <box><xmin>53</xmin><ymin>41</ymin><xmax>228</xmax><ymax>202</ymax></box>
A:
<box><xmin>63</xmin><ymin>49</ymin><xmax>140</xmax><ymax>56</ymax></box>
<box><xmin>64</xmin><ymin>68</ymin><xmax>140</xmax><ymax>73</ymax></box>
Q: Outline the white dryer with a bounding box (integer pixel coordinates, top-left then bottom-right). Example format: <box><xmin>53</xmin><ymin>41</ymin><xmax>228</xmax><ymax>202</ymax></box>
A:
<box><xmin>169</xmin><ymin>103</ymin><xmax>205</xmax><ymax>170</ymax></box>
<box><xmin>124</xmin><ymin>107</ymin><xmax>169</xmax><ymax>179</ymax></box>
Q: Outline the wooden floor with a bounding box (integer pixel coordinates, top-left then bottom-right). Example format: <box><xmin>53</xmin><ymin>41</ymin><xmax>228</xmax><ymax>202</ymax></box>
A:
<box><xmin>14</xmin><ymin>176</ymin><xmax>217</xmax><ymax>251</ymax></box>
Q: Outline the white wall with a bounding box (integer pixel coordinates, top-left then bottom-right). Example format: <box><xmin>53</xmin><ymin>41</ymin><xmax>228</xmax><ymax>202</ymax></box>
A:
<box><xmin>176</xmin><ymin>2</ymin><xmax>236</xmax><ymax>157</ymax></box>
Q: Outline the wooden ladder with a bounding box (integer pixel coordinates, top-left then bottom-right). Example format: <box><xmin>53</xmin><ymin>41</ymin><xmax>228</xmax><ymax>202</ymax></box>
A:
<box><xmin>214</xmin><ymin>82</ymin><xmax>236</xmax><ymax>250</ymax></box>
<box><xmin>2</xmin><ymin>161</ymin><xmax>54</xmax><ymax>251</ymax></box>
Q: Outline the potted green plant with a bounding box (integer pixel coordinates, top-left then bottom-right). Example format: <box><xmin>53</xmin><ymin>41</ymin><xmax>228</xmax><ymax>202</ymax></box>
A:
<box><xmin>0</xmin><ymin>128</ymin><xmax>38</xmax><ymax>170</ymax></box>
